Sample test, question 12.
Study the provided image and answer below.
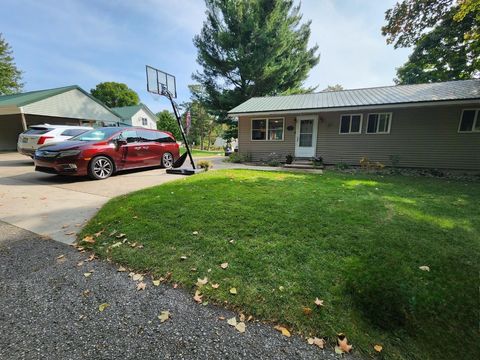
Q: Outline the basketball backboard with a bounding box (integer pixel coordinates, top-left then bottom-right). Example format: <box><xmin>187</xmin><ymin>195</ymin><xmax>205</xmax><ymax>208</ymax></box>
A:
<box><xmin>146</xmin><ymin>65</ymin><xmax>177</xmax><ymax>98</ymax></box>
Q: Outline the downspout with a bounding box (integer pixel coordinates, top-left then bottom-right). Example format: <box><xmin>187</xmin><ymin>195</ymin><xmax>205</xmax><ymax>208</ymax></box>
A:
<box><xmin>19</xmin><ymin>108</ymin><xmax>27</xmax><ymax>131</ymax></box>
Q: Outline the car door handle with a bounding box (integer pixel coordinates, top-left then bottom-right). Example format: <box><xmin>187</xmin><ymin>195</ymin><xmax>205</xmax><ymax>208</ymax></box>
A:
<box><xmin>135</xmin><ymin>146</ymin><xmax>141</xmax><ymax>150</ymax></box>
<box><xmin>143</xmin><ymin>146</ymin><xmax>149</xmax><ymax>150</ymax></box>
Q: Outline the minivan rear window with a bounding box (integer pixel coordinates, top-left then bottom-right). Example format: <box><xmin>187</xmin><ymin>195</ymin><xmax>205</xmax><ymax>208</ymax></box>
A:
<box><xmin>23</xmin><ymin>127</ymin><xmax>53</xmax><ymax>135</ymax></box>
<box><xmin>61</xmin><ymin>129</ymin><xmax>89</xmax><ymax>137</ymax></box>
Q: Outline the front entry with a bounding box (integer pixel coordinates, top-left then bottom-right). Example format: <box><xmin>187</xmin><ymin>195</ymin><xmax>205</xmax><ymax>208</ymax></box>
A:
<box><xmin>295</xmin><ymin>115</ymin><xmax>318</xmax><ymax>157</ymax></box>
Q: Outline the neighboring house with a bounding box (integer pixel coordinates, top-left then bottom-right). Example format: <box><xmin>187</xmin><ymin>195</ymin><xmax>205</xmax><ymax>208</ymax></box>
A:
<box><xmin>0</xmin><ymin>85</ymin><xmax>122</xmax><ymax>150</ymax></box>
<box><xmin>112</xmin><ymin>103</ymin><xmax>157</xmax><ymax>130</ymax></box>
<box><xmin>228</xmin><ymin>79</ymin><xmax>480</xmax><ymax>170</ymax></box>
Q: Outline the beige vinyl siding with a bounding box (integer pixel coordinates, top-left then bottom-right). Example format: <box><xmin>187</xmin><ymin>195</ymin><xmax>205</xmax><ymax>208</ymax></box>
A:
<box><xmin>238</xmin><ymin>116</ymin><xmax>295</xmax><ymax>161</ymax></box>
<box><xmin>22</xmin><ymin>89</ymin><xmax>120</xmax><ymax>123</ymax></box>
<box><xmin>131</xmin><ymin>109</ymin><xmax>158</xmax><ymax>129</ymax></box>
<box><xmin>238</xmin><ymin>103</ymin><xmax>480</xmax><ymax>170</ymax></box>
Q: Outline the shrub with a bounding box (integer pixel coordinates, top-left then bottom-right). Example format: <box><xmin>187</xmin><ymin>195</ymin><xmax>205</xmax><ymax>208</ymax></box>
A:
<box><xmin>285</xmin><ymin>154</ymin><xmax>293</xmax><ymax>164</ymax></box>
<box><xmin>197</xmin><ymin>160</ymin><xmax>213</xmax><ymax>171</ymax></box>
<box><xmin>227</xmin><ymin>153</ymin><xmax>251</xmax><ymax>163</ymax></box>
<box><xmin>312</xmin><ymin>156</ymin><xmax>323</xmax><ymax>167</ymax></box>
<box><xmin>265</xmin><ymin>152</ymin><xmax>281</xmax><ymax>167</ymax></box>
<box><xmin>336</xmin><ymin>162</ymin><xmax>350</xmax><ymax>170</ymax></box>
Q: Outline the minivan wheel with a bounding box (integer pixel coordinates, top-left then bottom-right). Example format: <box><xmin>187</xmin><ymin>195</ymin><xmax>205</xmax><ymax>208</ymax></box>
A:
<box><xmin>162</xmin><ymin>152</ymin><xmax>174</xmax><ymax>169</ymax></box>
<box><xmin>88</xmin><ymin>156</ymin><xmax>114</xmax><ymax>180</ymax></box>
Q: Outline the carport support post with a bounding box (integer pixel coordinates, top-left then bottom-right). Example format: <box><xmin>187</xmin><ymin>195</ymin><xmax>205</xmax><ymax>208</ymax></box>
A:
<box><xmin>20</xmin><ymin>111</ymin><xmax>27</xmax><ymax>131</ymax></box>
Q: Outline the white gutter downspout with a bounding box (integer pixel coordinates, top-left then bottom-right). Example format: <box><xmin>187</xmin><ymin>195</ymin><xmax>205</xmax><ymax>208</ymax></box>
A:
<box><xmin>19</xmin><ymin>108</ymin><xmax>27</xmax><ymax>131</ymax></box>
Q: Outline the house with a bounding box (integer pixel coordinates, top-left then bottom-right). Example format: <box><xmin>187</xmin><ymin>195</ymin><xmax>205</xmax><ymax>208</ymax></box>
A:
<box><xmin>111</xmin><ymin>103</ymin><xmax>157</xmax><ymax>130</ymax></box>
<box><xmin>0</xmin><ymin>85</ymin><xmax>122</xmax><ymax>150</ymax></box>
<box><xmin>228</xmin><ymin>79</ymin><xmax>480</xmax><ymax>170</ymax></box>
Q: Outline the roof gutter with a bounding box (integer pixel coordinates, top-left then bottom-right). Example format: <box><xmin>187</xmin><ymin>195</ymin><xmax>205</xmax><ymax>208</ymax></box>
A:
<box><xmin>228</xmin><ymin>98</ymin><xmax>480</xmax><ymax>117</ymax></box>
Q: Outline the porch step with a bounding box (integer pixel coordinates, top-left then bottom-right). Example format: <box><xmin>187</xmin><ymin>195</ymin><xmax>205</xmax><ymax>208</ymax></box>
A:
<box><xmin>283</xmin><ymin>157</ymin><xmax>324</xmax><ymax>169</ymax></box>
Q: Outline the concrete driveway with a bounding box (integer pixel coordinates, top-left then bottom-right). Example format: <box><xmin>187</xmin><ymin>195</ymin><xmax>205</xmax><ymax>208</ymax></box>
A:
<box><xmin>0</xmin><ymin>152</ymin><xmax>196</xmax><ymax>244</ymax></box>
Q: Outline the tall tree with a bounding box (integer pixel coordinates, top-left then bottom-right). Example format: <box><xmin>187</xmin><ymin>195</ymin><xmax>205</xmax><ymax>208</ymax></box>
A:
<box><xmin>322</xmin><ymin>84</ymin><xmax>344</xmax><ymax>92</ymax></box>
<box><xmin>0</xmin><ymin>33</ymin><xmax>23</xmax><ymax>95</ymax></box>
<box><xmin>382</xmin><ymin>0</ymin><xmax>480</xmax><ymax>84</ymax></box>
<box><xmin>90</xmin><ymin>82</ymin><xmax>139</xmax><ymax>108</ymax></box>
<box><xmin>193</xmin><ymin>0</ymin><xmax>319</xmax><ymax>139</ymax></box>
<box><xmin>156</xmin><ymin>110</ymin><xmax>181</xmax><ymax>140</ymax></box>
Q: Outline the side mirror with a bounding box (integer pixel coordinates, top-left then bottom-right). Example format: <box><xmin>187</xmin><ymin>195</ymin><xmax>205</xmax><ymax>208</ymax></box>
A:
<box><xmin>116</xmin><ymin>139</ymin><xmax>127</xmax><ymax>146</ymax></box>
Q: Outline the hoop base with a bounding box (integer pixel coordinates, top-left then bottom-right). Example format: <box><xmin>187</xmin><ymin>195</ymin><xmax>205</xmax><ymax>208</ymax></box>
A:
<box><xmin>166</xmin><ymin>168</ymin><xmax>205</xmax><ymax>176</ymax></box>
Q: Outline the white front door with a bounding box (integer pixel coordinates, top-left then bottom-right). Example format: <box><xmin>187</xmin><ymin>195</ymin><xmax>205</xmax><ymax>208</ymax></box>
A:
<box><xmin>295</xmin><ymin>115</ymin><xmax>318</xmax><ymax>157</ymax></box>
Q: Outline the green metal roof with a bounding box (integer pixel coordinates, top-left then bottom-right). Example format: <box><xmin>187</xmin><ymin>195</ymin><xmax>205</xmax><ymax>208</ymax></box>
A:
<box><xmin>112</xmin><ymin>103</ymin><xmax>157</xmax><ymax>121</ymax></box>
<box><xmin>0</xmin><ymin>85</ymin><xmax>79</xmax><ymax>107</ymax></box>
<box><xmin>229</xmin><ymin>79</ymin><xmax>480</xmax><ymax>115</ymax></box>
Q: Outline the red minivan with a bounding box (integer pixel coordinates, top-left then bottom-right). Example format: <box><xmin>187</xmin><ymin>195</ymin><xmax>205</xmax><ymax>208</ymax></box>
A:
<box><xmin>34</xmin><ymin>127</ymin><xmax>180</xmax><ymax>180</ymax></box>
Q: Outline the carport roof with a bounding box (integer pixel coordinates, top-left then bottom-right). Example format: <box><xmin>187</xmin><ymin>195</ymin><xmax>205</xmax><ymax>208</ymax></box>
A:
<box><xmin>228</xmin><ymin>79</ymin><xmax>480</xmax><ymax>115</ymax></box>
<box><xmin>0</xmin><ymin>85</ymin><xmax>121</xmax><ymax>118</ymax></box>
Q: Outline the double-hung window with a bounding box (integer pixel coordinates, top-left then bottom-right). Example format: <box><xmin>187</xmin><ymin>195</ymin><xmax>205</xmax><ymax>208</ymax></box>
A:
<box><xmin>339</xmin><ymin>114</ymin><xmax>362</xmax><ymax>134</ymax></box>
<box><xmin>366</xmin><ymin>113</ymin><xmax>392</xmax><ymax>134</ymax></box>
<box><xmin>251</xmin><ymin>118</ymin><xmax>284</xmax><ymax>140</ymax></box>
<box><xmin>458</xmin><ymin>109</ymin><xmax>480</xmax><ymax>133</ymax></box>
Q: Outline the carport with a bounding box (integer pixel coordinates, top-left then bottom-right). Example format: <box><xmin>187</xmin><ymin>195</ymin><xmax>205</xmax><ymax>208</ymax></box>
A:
<box><xmin>0</xmin><ymin>85</ymin><xmax>122</xmax><ymax>150</ymax></box>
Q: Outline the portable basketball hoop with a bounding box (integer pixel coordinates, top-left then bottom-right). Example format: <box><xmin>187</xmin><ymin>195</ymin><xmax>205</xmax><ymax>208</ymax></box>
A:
<box><xmin>146</xmin><ymin>65</ymin><xmax>199</xmax><ymax>175</ymax></box>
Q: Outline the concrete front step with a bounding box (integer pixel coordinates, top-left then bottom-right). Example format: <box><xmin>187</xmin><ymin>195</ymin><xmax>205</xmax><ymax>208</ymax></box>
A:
<box><xmin>284</xmin><ymin>163</ymin><xmax>322</xmax><ymax>169</ymax></box>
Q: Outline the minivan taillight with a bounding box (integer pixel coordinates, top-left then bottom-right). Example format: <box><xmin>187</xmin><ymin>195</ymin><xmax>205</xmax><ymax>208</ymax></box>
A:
<box><xmin>37</xmin><ymin>136</ymin><xmax>54</xmax><ymax>145</ymax></box>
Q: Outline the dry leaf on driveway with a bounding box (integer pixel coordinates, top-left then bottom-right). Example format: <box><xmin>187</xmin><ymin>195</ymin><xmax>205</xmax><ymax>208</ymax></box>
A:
<box><xmin>117</xmin><ymin>266</ymin><xmax>127</xmax><ymax>272</ymax></box>
<box><xmin>307</xmin><ymin>337</ymin><xmax>325</xmax><ymax>349</ymax></box>
<box><xmin>136</xmin><ymin>282</ymin><xmax>146</xmax><ymax>291</ymax></box>
<box><xmin>220</xmin><ymin>262</ymin><xmax>228</xmax><ymax>269</ymax></box>
<box><xmin>235</xmin><ymin>322</ymin><xmax>246</xmax><ymax>333</ymax></box>
<box><xmin>77</xmin><ymin>261</ymin><xmax>84</xmax><ymax>267</ymax></box>
<box><xmin>336</xmin><ymin>333</ymin><xmax>352</xmax><ymax>353</ymax></box>
<box><xmin>193</xmin><ymin>290</ymin><xmax>203</xmax><ymax>303</ymax></box>
<box><xmin>98</xmin><ymin>303</ymin><xmax>110</xmax><ymax>312</ymax></box>
<box><xmin>158</xmin><ymin>311</ymin><xmax>170</xmax><ymax>323</ymax></box>
<box><xmin>132</xmin><ymin>274</ymin><xmax>144</xmax><ymax>282</ymax></box>
<box><xmin>227</xmin><ymin>317</ymin><xmax>237</xmax><ymax>326</ymax></box>
<box><xmin>274</xmin><ymin>325</ymin><xmax>291</xmax><ymax>337</ymax></box>
<box><xmin>152</xmin><ymin>280</ymin><xmax>161</xmax><ymax>286</ymax></box>
<box><xmin>86</xmin><ymin>254</ymin><xmax>95</xmax><ymax>262</ymax></box>
<box><xmin>83</xmin><ymin>272</ymin><xmax>92</xmax><ymax>278</ymax></box>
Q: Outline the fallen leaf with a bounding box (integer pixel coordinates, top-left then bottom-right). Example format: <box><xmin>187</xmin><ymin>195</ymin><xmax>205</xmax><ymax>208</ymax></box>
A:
<box><xmin>335</xmin><ymin>346</ymin><xmax>344</xmax><ymax>354</ymax></box>
<box><xmin>109</xmin><ymin>230</ymin><xmax>117</xmax><ymax>236</ymax></box>
<box><xmin>130</xmin><ymin>242</ymin><xmax>138</xmax><ymax>248</ymax></box>
<box><xmin>192</xmin><ymin>231</ymin><xmax>198</xmax><ymax>235</ymax></box>
<box><xmin>94</xmin><ymin>230</ymin><xmax>104</xmax><ymax>237</ymax></box>
<box><xmin>82</xmin><ymin>236</ymin><xmax>95</xmax><ymax>244</ymax></box>
<box><xmin>62</xmin><ymin>224</ymin><xmax>69</xmax><ymax>229</ymax></box>
<box><xmin>65</xmin><ymin>232</ymin><xmax>75</xmax><ymax>236</ymax></box>
<box><xmin>229</xmin><ymin>239</ymin><xmax>235</xmax><ymax>244</ymax></box>
<box><xmin>132</xmin><ymin>216</ymin><xmax>138</xmax><ymax>219</ymax></box>
<box><xmin>227</xmin><ymin>317</ymin><xmax>237</xmax><ymax>326</ymax></box>
<box><xmin>137</xmin><ymin>244</ymin><xmax>144</xmax><ymax>249</ymax></box>
<box><xmin>190</xmin><ymin>268</ymin><xmax>197</xmax><ymax>272</ymax></box>
<box><xmin>86</xmin><ymin>254</ymin><xmax>95</xmax><ymax>262</ymax></box>
<box><xmin>56</xmin><ymin>254</ymin><xmax>65</xmax><ymax>259</ymax></box>
<box><xmin>247</xmin><ymin>315</ymin><xmax>253</xmax><ymax>322</ymax></box>
<box><xmin>302</xmin><ymin>307</ymin><xmax>313</xmax><ymax>316</ymax></box>
<box><xmin>132</xmin><ymin>274</ymin><xmax>144</xmax><ymax>282</ymax></box>
<box><xmin>218</xmin><ymin>316</ymin><xmax>225</xmax><ymax>320</ymax></box>
<box><xmin>274</xmin><ymin>325</ymin><xmax>291</xmax><ymax>337</ymax></box>
<box><xmin>77</xmin><ymin>261</ymin><xmax>84</xmax><ymax>267</ymax></box>
<box><xmin>158</xmin><ymin>311</ymin><xmax>170</xmax><ymax>323</ymax></box>
<box><xmin>83</xmin><ymin>272</ymin><xmax>92</xmax><ymax>278</ymax></box>
<box><xmin>235</xmin><ymin>322</ymin><xmax>246</xmax><ymax>333</ymax></box>
<box><xmin>337</xmin><ymin>333</ymin><xmax>352</xmax><ymax>353</ymax></box>
<box><xmin>173</xmin><ymin>283</ymin><xmax>178</xmax><ymax>289</ymax></box>
<box><xmin>116</xmin><ymin>233</ymin><xmax>126</xmax><ymax>238</ymax></box>
<box><xmin>374</xmin><ymin>344</ymin><xmax>383</xmax><ymax>352</ymax></box>
<box><xmin>196</xmin><ymin>277</ymin><xmax>208</xmax><ymax>287</ymax></box>
<box><xmin>314</xmin><ymin>298</ymin><xmax>324</xmax><ymax>307</ymax></box>
<box><xmin>211</xmin><ymin>283</ymin><xmax>220</xmax><ymax>289</ymax></box>
<box><xmin>82</xmin><ymin>289</ymin><xmax>91</xmax><ymax>296</ymax></box>
<box><xmin>137</xmin><ymin>282</ymin><xmax>146</xmax><ymax>291</ymax></box>
<box><xmin>229</xmin><ymin>287</ymin><xmax>237</xmax><ymax>295</ymax></box>
<box><xmin>419</xmin><ymin>265</ymin><xmax>430</xmax><ymax>272</ymax></box>
<box><xmin>98</xmin><ymin>303</ymin><xmax>110</xmax><ymax>312</ymax></box>
<box><xmin>180</xmin><ymin>255</ymin><xmax>188</xmax><ymax>260</ymax></box>
<box><xmin>193</xmin><ymin>290</ymin><xmax>203</xmax><ymax>303</ymax></box>
<box><xmin>239</xmin><ymin>313</ymin><xmax>246</xmax><ymax>322</ymax></box>
<box><xmin>76</xmin><ymin>246</ymin><xmax>85</xmax><ymax>251</ymax></box>
<box><xmin>278</xmin><ymin>286</ymin><xmax>285</xmax><ymax>291</ymax></box>
<box><xmin>128</xmin><ymin>272</ymin><xmax>135</xmax><ymax>277</ymax></box>
<box><xmin>111</xmin><ymin>242</ymin><xmax>122</xmax><ymax>248</ymax></box>
<box><xmin>152</xmin><ymin>280</ymin><xmax>161</xmax><ymax>286</ymax></box>
<box><xmin>117</xmin><ymin>266</ymin><xmax>127</xmax><ymax>272</ymax></box>
<box><xmin>220</xmin><ymin>262</ymin><xmax>228</xmax><ymax>269</ymax></box>
<box><xmin>307</xmin><ymin>337</ymin><xmax>325</xmax><ymax>349</ymax></box>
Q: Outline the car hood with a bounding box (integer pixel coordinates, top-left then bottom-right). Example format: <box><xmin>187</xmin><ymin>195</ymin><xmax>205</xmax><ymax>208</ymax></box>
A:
<box><xmin>38</xmin><ymin>140</ymin><xmax>91</xmax><ymax>151</ymax></box>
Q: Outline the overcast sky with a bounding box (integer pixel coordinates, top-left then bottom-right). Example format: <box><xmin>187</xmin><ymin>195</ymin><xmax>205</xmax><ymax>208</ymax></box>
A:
<box><xmin>2</xmin><ymin>0</ymin><xmax>411</xmax><ymax>112</ymax></box>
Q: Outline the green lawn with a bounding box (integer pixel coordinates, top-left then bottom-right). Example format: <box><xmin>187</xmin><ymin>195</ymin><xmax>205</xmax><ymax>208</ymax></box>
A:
<box><xmin>80</xmin><ymin>170</ymin><xmax>479</xmax><ymax>359</ymax></box>
<box><xmin>180</xmin><ymin>147</ymin><xmax>223</xmax><ymax>157</ymax></box>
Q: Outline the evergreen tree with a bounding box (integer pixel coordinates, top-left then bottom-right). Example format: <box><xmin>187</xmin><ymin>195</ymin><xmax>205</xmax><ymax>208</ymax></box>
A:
<box><xmin>0</xmin><ymin>33</ymin><xmax>23</xmax><ymax>95</ymax></box>
<box><xmin>193</xmin><ymin>0</ymin><xmax>319</xmax><ymax>139</ymax></box>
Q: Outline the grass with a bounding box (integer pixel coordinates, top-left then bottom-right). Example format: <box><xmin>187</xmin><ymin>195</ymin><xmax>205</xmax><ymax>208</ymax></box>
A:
<box><xmin>80</xmin><ymin>170</ymin><xmax>480</xmax><ymax>359</ymax></box>
<box><xmin>180</xmin><ymin>147</ymin><xmax>223</xmax><ymax>157</ymax></box>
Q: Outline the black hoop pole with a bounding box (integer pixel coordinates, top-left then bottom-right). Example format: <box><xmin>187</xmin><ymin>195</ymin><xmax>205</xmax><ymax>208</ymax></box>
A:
<box><xmin>164</xmin><ymin>88</ymin><xmax>195</xmax><ymax>170</ymax></box>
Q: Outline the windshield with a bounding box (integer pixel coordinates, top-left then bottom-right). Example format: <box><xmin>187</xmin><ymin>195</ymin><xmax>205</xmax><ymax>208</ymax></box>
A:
<box><xmin>71</xmin><ymin>128</ymin><xmax>121</xmax><ymax>141</ymax></box>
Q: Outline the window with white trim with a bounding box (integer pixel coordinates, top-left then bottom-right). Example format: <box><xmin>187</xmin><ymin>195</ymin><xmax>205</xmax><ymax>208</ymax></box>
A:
<box><xmin>458</xmin><ymin>109</ymin><xmax>480</xmax><ymax>133</ymax></box>
<box><xmin>366</xmin><ymin>113</ymin><xmax>392</xmax><ymax>134</ymax></box>
<box><xmin>141</xmin><ymin>117</ymin><xmax>148</xmax><ymax>126</ymax></box>
<box><xmin>251</xmin><ymin>118</ymin><xmax>284</xmax><ymax>140</ymax></box>
<box><xmin>339</xmin><ymin>114</ymin><xmax>362</xmax><ymax>134</ymax></box>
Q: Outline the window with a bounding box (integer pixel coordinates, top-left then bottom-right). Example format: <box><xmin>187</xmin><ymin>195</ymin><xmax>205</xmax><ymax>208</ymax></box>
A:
<box><xmin>23</xmin><ymin>126</ymin><xmax>53</xmax><ymax>135</ymax></box>
<box><xmin>141</xmin><ymin>117</ymin><xmax>148</xmax><ymax>126</ymax></box>
<box><xmin>120</xmin><ymin>130</ymin><xmax>138</xmax><ymax>143</ymax></box>
<box><xmin>60</xmin><ymin>129</ymin><xmax>89</xmax><ymax>137</ymax></box>
<box><xmin>458</xmin><ymin>109</ymin><xmax>480</xmax><ymax>133</ymax></box>
<box><xmin>251</xmin><ymin>118</ymin><xmax>284</xmax><ymax>140</ymax></box>
<box><xmin>339</xmin><ymin>114</ymin><xmax>362</xmax><ymax>134</ymax></box>
<box><xmin>366</xmin><ymin>113</ymin><xmax>392</xmax><ymax>134</ymax></box>
<box><xmin>138</xmin><ymin>130</ymin><xmax>175</xmax><ymax>143</ymax></box>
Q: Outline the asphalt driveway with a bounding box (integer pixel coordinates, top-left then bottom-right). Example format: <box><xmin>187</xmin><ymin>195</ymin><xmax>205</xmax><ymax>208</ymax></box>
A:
<box><xmin>0</xmin><ymin>152</ymin><xmax>193</xmax><ymax>244</ymax></box>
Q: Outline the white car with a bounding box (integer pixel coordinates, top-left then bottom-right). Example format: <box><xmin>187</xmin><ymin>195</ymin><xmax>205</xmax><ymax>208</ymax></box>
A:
<box><xmin>17</xmin><ymin>124</ymin><xmax>93</xmax><ymax>157</ymax></box>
